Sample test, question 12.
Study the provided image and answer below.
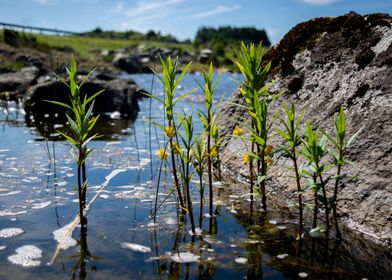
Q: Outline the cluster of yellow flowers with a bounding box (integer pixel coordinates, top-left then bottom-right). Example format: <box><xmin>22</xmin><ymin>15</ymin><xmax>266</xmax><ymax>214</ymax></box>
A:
<box><xmin>233</xmin><ymin>126</ymin><xmax>244</xmax><ymax>136</ymax></box>
<box><xmin>164</xmin><ymin>125</ymin><xmax>176</xmax><ymax>138</ymax></box>
<box><xmin>157</xmin><ymin>148</ymin><xmax>169</xmax><ymax>160</ymax></box>
<box><xmin>242</xmin><ymin>145</ymin><xmax>274</xmax><ymax>164</ymax></box>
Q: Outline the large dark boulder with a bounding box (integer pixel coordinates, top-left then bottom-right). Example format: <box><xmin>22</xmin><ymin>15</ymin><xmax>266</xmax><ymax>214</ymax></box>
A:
<box><xmin>0</xmin><ymin>66</ymin><xmax>39</xmax><ymax>99</ymax></box>
<box><xmin>23</xmin><ymin>77</ymin><xmax>148</xmax><ymax>120</ymax></box>
<box><xmin>217</xmin><ymin>12</ymin><xmax>392</xmax><ymax>243</ymax></box>
<box><xmin>112</xmin><ymin>53</ymin><xmax>149</xmax><ymax>73</ymax></box>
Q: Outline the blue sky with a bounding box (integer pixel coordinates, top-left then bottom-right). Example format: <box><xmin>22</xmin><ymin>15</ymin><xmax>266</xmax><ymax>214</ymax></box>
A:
<box><xmin>1</xmin><ymin>0</ymin><xmax>392</xmax><ymax>44</ymax></box>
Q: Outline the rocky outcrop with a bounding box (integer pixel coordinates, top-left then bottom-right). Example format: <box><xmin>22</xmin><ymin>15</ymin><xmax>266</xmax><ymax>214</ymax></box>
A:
<box><xmin>217</xmin><ymin>12</ymin><xmax>392</xmax><ymax>243</ymax></box>
<box><xmin>24</xmin><ymin>76</ymin><xmax>148</xmax><ymax>120</ymax></box>
<box><xmin>0</xmin><ymin>66</ymin><xmax>40</xmax><ymax>100</ymax></box>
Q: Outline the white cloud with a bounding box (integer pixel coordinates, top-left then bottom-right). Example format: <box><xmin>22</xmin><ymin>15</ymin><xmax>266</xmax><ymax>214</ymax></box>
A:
<box><xmin>123</xmin><ymin>0</ymin><xmax>184</xmax><ymax>18</ymax></box>
<box><xmin>35</xmin><ymin>0</ymin><xmax>58</xmax><ymax>5</ymax></box>
<box><xmin>300</xmin><ymin>0</ymin><xmax>338</xmax><ymax>5</ymax></box>
<box><xmin>192</xmin><ymin>5</ymin><xmax>240</xmax><ymax>19</ymax></box>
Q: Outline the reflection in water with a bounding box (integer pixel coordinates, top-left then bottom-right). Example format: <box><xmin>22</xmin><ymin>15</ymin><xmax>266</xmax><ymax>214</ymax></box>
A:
<box><xmin>70</xmin><ymin>227</ymin><xmax>96</xmax><ymax>280</ymax></box>
<box><xmin>25</xmin><ymin>113</ymin><xmax>137</xmax><ymax>141</ymax></box>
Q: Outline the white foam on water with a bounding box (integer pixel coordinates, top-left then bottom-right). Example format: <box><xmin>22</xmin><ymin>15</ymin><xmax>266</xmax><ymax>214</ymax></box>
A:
<box><xmin>99</xmin><ymin>194</ymin><xmax>110</xmax><ymax>199</ymax></box>
<box><xmin>277</xmin><ymin>253</ymin><xmax>289</xmax><ymax>259</ymax></box>
<box><xmin>147</xmin><ymin>223</ymin><xmax>158</xmax><ymax>228</ymax></box>
<box><xmin>171</xmin><ymin>252</ymin><xmax>200</xmax><ymax>263</ymax></box>
<box><xmin>235</xmin><ymin>257</ymin><xmax>248</xmax><ymax>264</ymax></box>
<box><xmin>0</xmin><ymin>228</ymin><xmax>24</xmax><ymax>238</ymax></box>
<box><xmin>31</xmin><ymin>201</ymin><xmax>51</xmax><ymax>209</ymax></box>
<box><xmin>0</xmin><ymin>210</ymin><xmax>27</xmax><ymax>217</ymax></box>
<box><xmin>188</xmin><ymin>228</ymin><xmax>203</xmax><ymax>236</ymax></box>
<box><xmin>120</xmin><ymin>242</ymin><xmax>151</xmax><ymax>253</ymax></box>
<box><xmin>164</xmin><ymin>217</ymin><xmax>177</xmax><ymax>225</ymax></box>
<box><xmin>298</xmin><ymin>272</ymin><xmax>308</xmax><ymax>278</ymax></box>
<box><xmin>0</xmin><ymin>245</ymin><xmax>6</xmax><ymax>250</ymax></box>
<box><xmin>0</xmin><ymin>191</ymin><xmax>21</xmax><ymax>196</ymax></box>
<box><xmin>52</xmin><ymin>222</ymin><xmax>77</xmax><ymax>250</ymax></box>
<box><xmin>8</xmin><ymin>245</ymin><xmax>42</xmax><ymax>267</ymax></box>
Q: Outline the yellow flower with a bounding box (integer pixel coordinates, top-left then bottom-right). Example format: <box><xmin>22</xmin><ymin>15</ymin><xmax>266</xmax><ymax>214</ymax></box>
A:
<box><xmin>209</xmin><ymin>146</ymin><xmax>218</xmax><ymax>159</ymax></box>
<box><xmin>233</xmin><ymin>126</ymin><xmax>244</xmax><ymax>136</ymax></box>
<box><xmin>172</xmin><ymin>143</ymin><xmax>182</xmax><ymax>155</ymax></box>
<box><xmin>165</xmin><ymin>125</ymin><xmax>176</xmax><ymax>138</ymax></box>
<box><xmin>157</xmin><ymin>148</ymin><xmax>169</xmax><ymax>160</ymax></box>
<box><xmin>243</xmin><ymin>153</ymin><xmax>251</xmax><ymax>163</ymax></box>
<box><xmin>264</xmin><ymin>145</ymin><xmax>273</xmax><ymax>156</ymax></box>
<box><xmin>266</xmin><ymin>157</ymin><xmax>274</xmax><ymax>164</ymax></box>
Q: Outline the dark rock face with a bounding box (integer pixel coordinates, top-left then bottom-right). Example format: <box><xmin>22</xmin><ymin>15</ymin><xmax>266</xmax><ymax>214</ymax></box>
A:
<box><xmin>217</xmin><ymin>12</ymin><xmax>392</xmax><ymax>242</ymax></box>
<box><xmin>24</xmin><ymin>77</ymin><xmax>148</xmax><ymax>120</ymax></box>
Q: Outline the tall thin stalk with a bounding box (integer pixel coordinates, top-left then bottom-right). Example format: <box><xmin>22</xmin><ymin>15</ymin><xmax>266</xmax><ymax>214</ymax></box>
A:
<box><xmin>148</xmin><ymin>56</ymin><xmax>192</xmax><ymax>213</ymax></box>
<box><xmin>302</xmin><ymin>122</ymin><xmax>329</xmax><ymax>237</ymax></box>
<box><xmin>196</xmin><ymin>63</ymin><xmax>220</xmax><ymax>234</ymax></box>
<box><xmin>276</xmin><ymin>102</ymin><xmax>305</xmax><ymax>238</ymax></box>
<box><xmin>323</xmin><ymin>105</ymin><xmax>362</xmax><ymax>239</ymax></box>
<box><xmin>235</xmin><ymin>42</ymin><xmax>281</xmax><ymax>210</ymax></box>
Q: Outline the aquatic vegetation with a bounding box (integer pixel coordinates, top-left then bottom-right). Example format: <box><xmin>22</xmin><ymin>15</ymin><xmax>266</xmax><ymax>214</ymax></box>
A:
<box><xmin>196</xmin><ymin>62</ymin><xmax>221</xmax><ymax>233</ymax></box>
<box><xmin>276</xmin><ymin>102</ymin><xmax>305</xmax><ymax>238</ymax></box>
<box><xmin>301</xmin><ymin>122</ymin><xmax>330</xmax><ymax>237</ymax></box>
<box><xmin>47</xmin><ymin>54</ymin><xmax>103</xmax><ymax>230</ymax></box>
<box><xmin>235</xmin><ymin>41</ymin><xmax>281</xmax><ymax>209</ymax></box>
<box><xmin>322</xmin><ymin>106</ymin><xmax>362</xmax><ymax>238</ymax></box>
<box><xmin>149</xmin><ymin>56</ymin><xmax>192</xmax><ymax>213</ymax></box>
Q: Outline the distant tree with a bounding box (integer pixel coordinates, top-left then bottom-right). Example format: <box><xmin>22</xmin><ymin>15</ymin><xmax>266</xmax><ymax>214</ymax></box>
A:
<box><xmin>195</xmin><ymin>26</ymin><xmax>271</xmax><ymax>47</ymax></box>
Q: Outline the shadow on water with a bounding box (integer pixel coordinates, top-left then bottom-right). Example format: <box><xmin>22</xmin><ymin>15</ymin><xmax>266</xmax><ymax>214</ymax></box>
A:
<box><xmin>230</xmin><ymin>199</ymin><xmax>392</xmax><ymax>280</ymax></box>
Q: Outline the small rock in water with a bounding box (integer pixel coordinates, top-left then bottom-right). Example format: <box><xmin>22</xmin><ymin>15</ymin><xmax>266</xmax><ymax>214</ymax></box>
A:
<box><xmin>8</xmin><ymin>245</ymin><xmax>42</xmax><ymax>267</ymax></box>
<box><xmin>171</xmin><ymin>252</ymin><xmax>200</xmax><ymax>263</ymax></box>
<box><xmin>0</xmin><ymin>228</ymin><xmax>24</xmax><ymax>238</ymax></box>
<box><xmin>120</xmin><ymin>242</ymin><xmax>151</xmax><ymax>253</ymax></box>
<box><xmin>235</xmin><ymin>257</ymin><xmax>248</xmax><ymax>264</ymax></box>
<box><xmin>0</xmin><ymin>246</ymin><xmax>6</xmax><ymax>250</ymax></box>
<box><xmin>298</xmin><ymin>272</ymin><xmax>308</xmax><ymax>278</ymax></box>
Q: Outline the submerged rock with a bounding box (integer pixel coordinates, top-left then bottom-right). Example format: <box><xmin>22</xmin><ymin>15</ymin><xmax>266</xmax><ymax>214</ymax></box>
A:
<box><xmin>217</xmin><ymin>12</ymin><xmax>392</xmax><ymax>242</ymax></box>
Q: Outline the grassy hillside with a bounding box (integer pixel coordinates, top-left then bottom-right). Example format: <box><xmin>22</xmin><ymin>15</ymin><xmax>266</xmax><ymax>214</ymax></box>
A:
<box><xmin>32</xmin><ymin>33</ymin><xmax>194</xmax><ymax>59</ymax></box>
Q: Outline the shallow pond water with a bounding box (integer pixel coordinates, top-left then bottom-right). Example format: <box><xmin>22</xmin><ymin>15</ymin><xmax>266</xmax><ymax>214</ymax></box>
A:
<box><xmin>0</xmin><ymin>73</ymin><xmax>391</xmax><ymax>279</ymax></box>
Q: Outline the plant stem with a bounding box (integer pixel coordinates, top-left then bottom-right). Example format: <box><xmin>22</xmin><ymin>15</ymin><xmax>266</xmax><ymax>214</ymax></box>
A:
<box><xmin>77</xmin><ymin>147</ymin><xmax>85</xmax><ymax>227</ymax></box>
<box><xmin>318</xmin><ymin>172</ymin><xmax>330</xmax><ymax>238</ymax></box>
<box><xmin>82</xmin><ymin>161</ymin><xmax>87</xmax><ymax>208</ymax></box>
<box><xmin>207</xmin><ymin>110</ymin><xmax>213</xmax><ymax>234</ymax></box>
<box><xmin>312</xmin><ymin>174</ymin><xmax>318</xmax><ymax>229</ymax></box>
<box><xmin>333</xmin><ymin>162</ymin><xmax>342</xmax><ymax>239</ymax></box>
<box><xmin>199</xmin><ymin>174</ymin><xmax>204</xmax><ymax>229</ymax></box>
<box><xmin>185</xmin><ymin>144</ymin><xmax>195</xmax><ymax>234</ymax></box>
<box><xmin>169</xmin><ymin>135</ymin><xmax>186</xmax><ymax>213</ymax></box>
<box><xmin>292</xmin><ymin>149</ymin><xmax>303</xmax><ymax>238</ymax></box>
